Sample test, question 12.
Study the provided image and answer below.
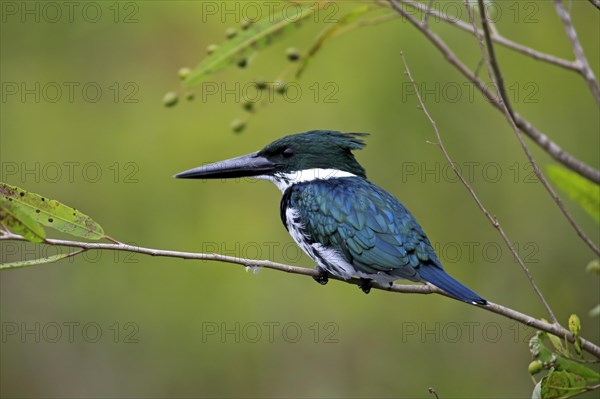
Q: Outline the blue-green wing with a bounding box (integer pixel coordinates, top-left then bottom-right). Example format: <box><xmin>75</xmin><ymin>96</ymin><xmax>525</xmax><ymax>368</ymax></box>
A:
<box><xmin>284</xmin><ymin>177</ymin><xmax>442</xmax><ymax>280</ymax></box>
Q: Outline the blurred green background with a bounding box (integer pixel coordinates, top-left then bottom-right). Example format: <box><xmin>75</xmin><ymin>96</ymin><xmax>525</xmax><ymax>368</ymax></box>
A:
<box><xmin>1</xmin><ymin>1</ymin><xmax>599</xmax><ymax>398</ymax></box>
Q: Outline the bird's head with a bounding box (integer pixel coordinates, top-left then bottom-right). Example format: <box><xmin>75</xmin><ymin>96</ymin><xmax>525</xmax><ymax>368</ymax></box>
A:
<box><xmin>175</xmin><ymin>130</ymin><xmax>368</xmax><ymax>188</ymax></box>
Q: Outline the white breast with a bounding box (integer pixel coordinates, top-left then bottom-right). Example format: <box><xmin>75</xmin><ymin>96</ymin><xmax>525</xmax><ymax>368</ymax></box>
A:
<box><xmin>284</xmin><ymin>207</ymin><xmax>355</xmax><ymax>280</ymax></box>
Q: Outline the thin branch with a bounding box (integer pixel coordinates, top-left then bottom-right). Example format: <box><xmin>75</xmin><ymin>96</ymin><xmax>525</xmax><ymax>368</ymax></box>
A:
<box><xmin>422</xmin><ymin>0</ymin><xmax>434</xmax><ymax>28</ymax></box>
<box><xmin>1</xmin><ymin>231</ymin><xmax>599</xmax><ymax>359</ymax></box>
<box><xmin>553</xmin><ymin>0</ymin><xmax>600</xmax><ymax>105</ymax></box>
<box><xmin>401</xmin><ymin>50</ymin><xmax>558</xmax><ymax>323</ymax></box>
<box><xmin>589</xmin><ymin>0</ymin><xmax>600</xmax><ymax>11</ymax></box>
<box><xmin>398</xmin><ymin>0</ymin><xmax>579</xmax><ymax>72</ymax></box>
<box><xmin>471</xmin><ymin>1</ymin><xmax>600</xmax><ymax>257</ymax></box>
<box><xmin>387</xmin><ymin>0</ymin><xmax>600</xmax><ymax>184</ymax></box>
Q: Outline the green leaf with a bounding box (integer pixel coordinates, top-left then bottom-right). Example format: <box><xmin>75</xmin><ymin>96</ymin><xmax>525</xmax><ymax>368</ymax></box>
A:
<box><xmin>0</xmin><ymin>182</ymin><xmax>104</xmax><ymax>240</ymax></box>
<box><xmin>183</xmin><ymin>2</ymin><xmax>321</xmax><ymax>87</ymax></box>
<box><xmin>529</xmin><ymin>332</ymin><xmax>600</xmax><ymax>382</ymax></box>
<box><xmin>568</xmin><ymin>314</ymin><xmax>582</xmax><ymax>356</ymax></box>
<box><xmin>547</xmin><ymin>332</ymin><xmax>569</xmax><ymax>357</ymax></box>
<box><xmin>295</xmin><ymin>5</ymin><xmax>373</xmax><ymax>78</ymax></box>
<box><xmin>540</xmin><ymin>369</ymin><xmax>586</xmax><ymax>399</ymax></box>
<box><xmin>0</xmin><ymin>197</ymin><xmax>46</xmax><ymax>243</ymax></box>
<box><xmin>546</xmin><ymin>165</ymin><xmax>600</xmax><ymax>222</ymax></box>
<box><xmin>0</xmin><ymin>251</ymin><xmax>80</xmax><ymax>270</ymax></box>
<box><xmin>568</xmin><ymin>314</ymin><xmax>581</xmax><ymax>337</ymax></box>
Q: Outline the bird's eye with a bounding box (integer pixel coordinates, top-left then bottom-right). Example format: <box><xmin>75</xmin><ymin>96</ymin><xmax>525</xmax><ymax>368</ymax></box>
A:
<box><xmin>282</xmin><ymin>147</ymin><xmax>294</xmax><ymax>158</ymax></box>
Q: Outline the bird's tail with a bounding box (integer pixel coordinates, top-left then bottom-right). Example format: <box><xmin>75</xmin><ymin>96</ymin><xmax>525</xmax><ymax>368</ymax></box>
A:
<box><xmin>418</xmin><ymin>267</ymin><xmax>487</xmax><ymax>305</ymax></box>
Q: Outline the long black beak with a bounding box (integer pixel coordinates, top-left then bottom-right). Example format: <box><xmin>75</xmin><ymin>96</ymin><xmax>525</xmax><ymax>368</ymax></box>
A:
<box><xmin>174</xmin><ymin>151</ymin><xmax>277</xmax><ymax>179</ymax></box>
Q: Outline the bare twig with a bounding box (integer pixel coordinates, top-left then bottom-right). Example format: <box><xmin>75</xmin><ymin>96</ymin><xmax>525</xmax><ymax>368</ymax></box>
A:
<box><xmin>589</xmin><ymin>0</ymin><xmax>600</xmax><ymax>11</ymax></box>
<box><xmin>401</xmin><ymin>49</ymin><xmax>558</xmax><ymax>324</ymax></box>
<box><xmin>387</xmin><ymin>0</ymin><xmax>600</xmax><ymax>184</ymax></box>
<box><xmin>397</xmin><ymin>0</ymin><xmax>579</xmax><ymax>72</ymax></box>
<box><xmin>1</xmin><ymin>230</ymin><xmax>599</xmax><ymax>358</ymax></box>
<box><xmin>553</xmin><ymin>0</ymin><xmax>600</xmax><ymax>105</ymax></box>
<box><xmin>422</xmin><ymin>0</ymin><xmax>434</xmax><ymax>28</ymax></box>
<box><xmin>470</xmin><ymin>1</ymin><xmax>599</xmax><ymax>257</ymax></box>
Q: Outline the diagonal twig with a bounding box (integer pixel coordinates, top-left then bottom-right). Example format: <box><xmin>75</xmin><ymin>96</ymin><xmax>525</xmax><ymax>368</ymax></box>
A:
<box><xmin>470</xmin><ymin>0</ymin><xmax>599</xmax><ymax>258</ymax></box>
<box><xmin>397</xmin><ymin>0</ymin><xmax>579</xmax><ymax>72</ymax></box>
<box><xmin>2</xmin><ymin>230</ymin><xmax>599</xmax><ymax>359</ymax></box>
<box><xmin>390</xmin><ymin>0</ymin><xmax>600</xmax><ymax>257</ymax></box>
<box><xmin>553</xmin><ymin>0</ymin><xmax>600</xmax><ymax>106</ymax></box>
<box><xmin>387</xmin><ymin>0</ymin><xmax>600</xmax><ymax>185</ymax></box>
<box><xmin>400</xmin><ymin>49</ymin><xmax>558</xmax><ymax>324</ymax></box>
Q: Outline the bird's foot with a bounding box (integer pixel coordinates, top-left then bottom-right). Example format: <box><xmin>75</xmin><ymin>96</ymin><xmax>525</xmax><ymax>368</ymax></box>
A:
<box><xmin>312</xmin><ymin>267</ymin><xmax>329</xmax><ymax>286</ymax></box>
<box><xmin>358</xmin><ymin>278</ymin><xmax>372</xmax><ymax>294</ymax></box>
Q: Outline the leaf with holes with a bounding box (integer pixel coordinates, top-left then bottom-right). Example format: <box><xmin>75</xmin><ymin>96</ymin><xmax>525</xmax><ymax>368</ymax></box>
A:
<box><xmin>0</xmin><ymin>182</ymin><xmax>104</xmax><ymax>240</ymax></box>
<box><xmin>540</xmin><ymin>369</ymin><xmax>587</xmax><ymax>399</ymax></box>
<box><xmin>183</xmin><ymin>2</ymin><xmax>321</xmax><ymax>87</ymax></box>
<box><xmin>0</xmin><ymin>197</ymin><xmax>46</xmax><ymax>243</ymax></box>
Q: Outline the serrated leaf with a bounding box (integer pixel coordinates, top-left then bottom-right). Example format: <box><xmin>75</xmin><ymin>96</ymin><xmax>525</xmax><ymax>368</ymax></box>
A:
<box><xmin>183</xmin><ymin>2</ymin><xmax>321</xmax><ymax>87</ymax></box>
<box><xmin>540</xmin><ymin>369</ymin><xmax>586</xmax><ymax>399</ymax></box>
<box><xmin>0</xmin><ymin>183</ymin><xmax>104</xmax><ymax>240</ymax></box>
<box><xmin>296</xmin><ymin>5</ymin><xmax>373</xmax><ymax>78</ymax></box>
<box><xmin>546</xmin><ymin>165</ymin><xmax>600</xmax><ymax>222</ymax></box>
<box><xmin>0</xmin><ymin>197</ymin><xmax>46</xmax><ymax>243</ymax></box>
<box><xmin>0</xmin><ymin>250</ymin><xmax>80</xmax><ymax>270</ymax></box>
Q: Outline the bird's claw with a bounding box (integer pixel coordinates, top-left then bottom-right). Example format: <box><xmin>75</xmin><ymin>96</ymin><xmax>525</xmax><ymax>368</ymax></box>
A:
<box><xmin>312</xmin><ymin>268</ymin><xmax>329</xmax><ymax>285</ymax></box>
<box><xmin>358</xmin><ymin>278</ymin><xmax>372</xmax><ymax>294</ymax></box>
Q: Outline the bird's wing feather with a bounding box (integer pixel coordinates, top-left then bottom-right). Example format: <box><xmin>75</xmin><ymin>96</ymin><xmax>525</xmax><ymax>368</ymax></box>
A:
<box><xmin>285</xmin><ymin>177</ymin><xmax>442</xmax><ymax>280</ymax></box>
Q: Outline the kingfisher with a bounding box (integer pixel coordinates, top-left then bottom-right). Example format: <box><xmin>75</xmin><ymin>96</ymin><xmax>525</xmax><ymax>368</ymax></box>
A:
<box><xmin>175</xmin><ymin>130</ymin><xmax>486</xmax><ymax>305</ymax></box>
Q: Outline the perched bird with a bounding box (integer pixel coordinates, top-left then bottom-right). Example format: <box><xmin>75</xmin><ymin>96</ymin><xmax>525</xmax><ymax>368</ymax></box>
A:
<box><xmin>176</xmin><ymin>130</ymin><xmax>486</xmax><ymax>305</ymax></box>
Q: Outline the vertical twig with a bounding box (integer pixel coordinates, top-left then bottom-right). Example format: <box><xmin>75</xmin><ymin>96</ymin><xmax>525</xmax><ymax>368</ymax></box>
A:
<box><xmin>387</xmin><ymin>0</ymin><xmax>600</xmax><ymax>185</ymax></box>
<box><xmin>469</xmin><ymin>0</ymin><xmax>599</xmax><ymax>258</ymax></box>
<box><xmin>400</xmin><ymin>50</ymin><xmax>558</xmax><ymax>324</ymax></box>
<box><xmin>553</xmin><ymin>0</ymin><xmax>600</xmax><ymax>105</ymax></box>
<box><xmin>386</xmin><ymin>0</ymin><xmax>600</xmax><ymax>256</ymax></box>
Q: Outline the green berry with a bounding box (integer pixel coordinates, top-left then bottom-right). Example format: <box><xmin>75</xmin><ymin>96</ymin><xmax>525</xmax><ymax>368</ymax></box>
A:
<box><xmin>275</xmin><ymin>81</ymin><xmax>287</xmax><ymax>95</ymax></box>
<box><xmin>178</xmin><ymin>67</ymin><xmax>191</xmax><ymax>80</ymax></box>
<box><xmin>242</xmin><ymin>100</ymin><xmax>254</xmax><ymax>111</ymax></box>
<box><xmin>241</xmin><ymin>19</ymin><xmax>252</xmax><ymax>30</ymax></box>
<box><xmin>163</xmin><ymin>92</ymin><xmax>178</xmax><ymax>107</ymax></box>
<box><xmin>254</xmin><ymin>78</ymin><xmax>267</xmax><ymax>90</ymax></box>
<box><xmin>207</xmin><ymin>44</ymin><xmax>219</xmax><ymax>55</ymax></box>
<box><xmin>285</xmin><ymin>47</ymin><xmax>301</xmax><ymax>62</ymax></box>
<box><xmin>231</xmin><ymin>119</ymin><xmax>246</xmax><ymax>133</ymax></box>
<box><xmin>528</xmin><ymin>360</ymin><xmax>543</xmax><ymax>375</ymax></box>
<box><xmin>225</xmin><ymin>27</ymin><xmax>237</xmax><ymax>39</ymax></box>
